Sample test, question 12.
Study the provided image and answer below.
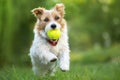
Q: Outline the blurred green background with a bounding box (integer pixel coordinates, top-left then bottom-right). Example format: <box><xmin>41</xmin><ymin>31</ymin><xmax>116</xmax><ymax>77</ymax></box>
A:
<box><xmin>0</xmin><ymin>0</ymin><xmax>120</xmax><ymax>78</ymax></box>
<box><xmin>1</xmin><ymin>0</ymin><xmax>120</xmax><ymax>79</ymax></box>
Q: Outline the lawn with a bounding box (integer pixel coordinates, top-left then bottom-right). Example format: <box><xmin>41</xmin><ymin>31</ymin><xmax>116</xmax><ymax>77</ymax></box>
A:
<box><xmin>0</xmin><ymin>47</ymin><xmax>120</xmax><ymax>80</ymax></box>
<box><xmin>0</xmin><ymin>60</ymin><xmax>120</xmax><ymax>80</ymax></box>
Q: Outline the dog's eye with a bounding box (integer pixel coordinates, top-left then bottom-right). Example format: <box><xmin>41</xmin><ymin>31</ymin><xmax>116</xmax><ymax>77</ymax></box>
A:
<box><xmin>44</xmin><ymin>18</ymin><xmax>49</xmax><ymax>22</ymax></box>
<box><xmin>55</xmin><ymin>16</ymin><xmax>60</xmax><ymax>20</ymax></box>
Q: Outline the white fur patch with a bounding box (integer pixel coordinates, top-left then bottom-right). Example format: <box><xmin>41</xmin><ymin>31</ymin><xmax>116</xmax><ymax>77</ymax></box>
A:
<box><xmin>30</xmin><ymin>4</ymin><xmax>70</xmax><ymax>76</ymax></box>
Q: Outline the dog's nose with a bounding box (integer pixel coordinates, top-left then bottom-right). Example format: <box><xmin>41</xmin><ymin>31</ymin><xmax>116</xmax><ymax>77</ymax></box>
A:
<box><xmin>51</xmin><ymin>24</ymin><xmax>56</xmax><ymax>29</ymax></box>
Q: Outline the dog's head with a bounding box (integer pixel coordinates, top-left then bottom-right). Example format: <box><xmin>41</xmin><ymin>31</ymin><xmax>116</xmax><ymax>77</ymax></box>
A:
<box><xmin>32</xmin><ymin>3</ymin><xmax>66</xmax><ymax>37</ymax></box>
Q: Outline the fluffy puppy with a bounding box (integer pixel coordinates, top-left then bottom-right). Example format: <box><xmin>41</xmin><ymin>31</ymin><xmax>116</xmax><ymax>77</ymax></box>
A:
<box><xmin>29</xmin><ymin>3</ymin><xmax>70</xmax><ymax>76</ymax></box>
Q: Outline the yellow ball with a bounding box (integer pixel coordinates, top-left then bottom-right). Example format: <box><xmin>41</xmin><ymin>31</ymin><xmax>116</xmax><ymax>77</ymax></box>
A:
<box><xmin>47</xmin><ymin>29</ymin><xmax>61</xmax><ymax>40</ymax></box>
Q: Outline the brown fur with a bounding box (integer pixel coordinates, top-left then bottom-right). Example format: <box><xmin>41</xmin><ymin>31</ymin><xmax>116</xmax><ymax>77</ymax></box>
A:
<box><xmin>32</xmin><ymin>3</ymin><xmax>66</xmax><ymax>32</ymax></box>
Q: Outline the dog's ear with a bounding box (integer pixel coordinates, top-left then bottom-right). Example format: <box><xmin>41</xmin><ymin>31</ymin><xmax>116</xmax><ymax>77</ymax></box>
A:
<box><xmin>54</xmin><ymin>3</ymin><xmax>65</xmax><ymax>17</ymax></box>
<box><xmin>31</xmin><ymin>7</ymin><xmax>44</xmax><ymax>17</ymax></box>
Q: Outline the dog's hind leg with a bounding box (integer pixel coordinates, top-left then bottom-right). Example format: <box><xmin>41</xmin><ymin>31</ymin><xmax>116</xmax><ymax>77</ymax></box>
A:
<box><xmin>48</xmin><ymin>62</ymin><xmax>58</xmax><ymax>76</ymax></box>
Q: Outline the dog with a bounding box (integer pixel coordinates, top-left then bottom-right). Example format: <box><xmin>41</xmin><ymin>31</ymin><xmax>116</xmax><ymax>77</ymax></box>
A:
<box><xmin>29</xmin><ymin>3</ymin><xmax>70</xmax><ymax>76</ymax></box>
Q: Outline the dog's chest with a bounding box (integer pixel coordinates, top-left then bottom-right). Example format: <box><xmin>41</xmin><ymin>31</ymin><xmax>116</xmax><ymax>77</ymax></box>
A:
<box><xmin>49</xmin><ymin>45</ymin><xmax>60</xmax><ymax>56</ymax></box>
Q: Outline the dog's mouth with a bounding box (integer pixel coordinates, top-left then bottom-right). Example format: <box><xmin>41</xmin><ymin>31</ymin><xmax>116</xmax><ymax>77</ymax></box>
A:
<box><xmin>47</xmin><ymin>39</ymin><xmax>59</xmax><ymax>46</ymax></box>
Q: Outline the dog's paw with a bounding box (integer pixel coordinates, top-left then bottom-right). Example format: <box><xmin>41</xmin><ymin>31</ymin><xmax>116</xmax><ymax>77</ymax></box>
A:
<box><xmin>48</xmin><ymin>54</ymin><xmax>57</xmax><ymax>63</ymax></box>
<box><xmin>50</xmin><ymin>58</ymin><xmax>57</xmax><ymax>62</ymax></box>
<box><xmin>60</xmin><ymin>64</ymin><xmax>69</xmax><ymax>72</ymax></box>
<box><xmin>41</xmin><ymin>57</ymin><xmax>57</xmax><ymax>64</ymax></box>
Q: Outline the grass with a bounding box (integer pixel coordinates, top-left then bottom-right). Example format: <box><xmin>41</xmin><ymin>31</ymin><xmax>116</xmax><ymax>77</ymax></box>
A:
<box><xmin>0</xmin><ymin>46</ymin><xmax>120</xmax><ymax>80</ymax></box>
<box><xmin>0</xmin><ymin>61</ymin><xmax>120</xmax><ymax>80</ymax></box>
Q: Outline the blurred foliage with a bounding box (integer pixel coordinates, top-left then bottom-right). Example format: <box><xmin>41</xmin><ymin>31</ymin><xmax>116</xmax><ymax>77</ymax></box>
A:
<box><xmin>71</xmin><ymin>44</ymin><xmax>120</xmax><ymax>63</ymax></box>
<box><xmin>0</xmin><ymin>0</ymin><xmax>120</xmax><ymax>67</ymax></box>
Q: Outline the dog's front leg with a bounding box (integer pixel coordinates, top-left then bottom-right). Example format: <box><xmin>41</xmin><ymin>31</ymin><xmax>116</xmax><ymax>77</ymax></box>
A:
<box><xmin>38</xmin><ymin>50</ymin><xmax>58</xmax><ymax>64</ymax></box>
<box><xmin>59</xmin><ymin>50</ymin><xmax>70</xmax><ymax>71</ymax></box>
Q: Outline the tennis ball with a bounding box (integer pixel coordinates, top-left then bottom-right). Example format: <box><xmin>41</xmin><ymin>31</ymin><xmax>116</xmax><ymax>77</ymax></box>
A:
<box><xmin>47</xmin><ymin>29</ymin><xmax>61</xmax><ymax>40</ymax></box>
